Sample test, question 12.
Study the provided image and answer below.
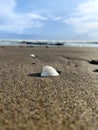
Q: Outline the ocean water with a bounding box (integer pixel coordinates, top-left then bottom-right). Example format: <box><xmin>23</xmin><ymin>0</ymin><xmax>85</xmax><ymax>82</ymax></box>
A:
<box><xmin>0</xmin><ymin>40</ymin><xmax>98</xmax><ymax>47</ymax></box>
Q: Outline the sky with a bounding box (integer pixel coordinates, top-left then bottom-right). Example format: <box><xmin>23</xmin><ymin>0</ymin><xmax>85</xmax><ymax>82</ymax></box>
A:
<box><xmin>0</xmin><ymin>0</ymin><xmax>98</xmax><ymax>40</ymax></box>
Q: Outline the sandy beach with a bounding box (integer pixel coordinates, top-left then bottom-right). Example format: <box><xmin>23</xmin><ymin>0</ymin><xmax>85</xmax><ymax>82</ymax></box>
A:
<box><xmin>0</xmin><ymin>46</ymin><xmax>98</xmax><ymax>130</ymax></box>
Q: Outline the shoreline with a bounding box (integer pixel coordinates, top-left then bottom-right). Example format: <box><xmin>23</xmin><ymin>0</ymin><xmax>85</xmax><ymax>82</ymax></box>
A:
<box><xmin>1</xmin><ymin>40</ymin><xmax>98</xmax><ymax>47</ymax></box>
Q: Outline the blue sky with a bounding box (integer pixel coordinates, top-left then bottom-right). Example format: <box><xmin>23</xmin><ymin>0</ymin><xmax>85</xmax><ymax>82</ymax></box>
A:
<box><xmin>0</xmin><ymin>0</ymin><xmax>98</xmax><ymax>40</ymax></box>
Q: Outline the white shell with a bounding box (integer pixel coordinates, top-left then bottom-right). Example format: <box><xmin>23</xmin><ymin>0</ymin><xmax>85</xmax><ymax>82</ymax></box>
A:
<box><xmin>41</xmin><ymin>66</ymin><xmax>59</xmax><ymax>77</ymax></box>
<box><xmin>30</xmin><ymin>54</ymin><xmax>35</xmax><ymax>58</ymax></box>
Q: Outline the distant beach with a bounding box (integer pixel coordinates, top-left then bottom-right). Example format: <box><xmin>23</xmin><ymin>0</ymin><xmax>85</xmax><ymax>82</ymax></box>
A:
<box><xmin>1</xmin><ymin>40</ymin><xmax>98</xmax><ymax>47</ymax></box>
<box><xmin>0</xmin><ymin>46</ymin><xmax>98</xmax><ymax>130</ymax></box>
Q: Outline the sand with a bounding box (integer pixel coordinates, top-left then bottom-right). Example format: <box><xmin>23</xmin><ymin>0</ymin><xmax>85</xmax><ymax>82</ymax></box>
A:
<box><xmin>0</xmin><ymin>46</ymin><xmax>98</xmax><ymax>130</ymax></box>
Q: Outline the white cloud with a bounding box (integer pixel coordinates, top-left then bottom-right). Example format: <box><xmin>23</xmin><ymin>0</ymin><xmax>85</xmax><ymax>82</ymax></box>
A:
<box><xmin>0</xmin><ymin>0</ymin><xmax>46</xmax><ymax>33</ymax></box>
<box><xmin>0</xmin><ymin>0</ymin><xmax>15</xmax><ymax>15</ymax></box>
<box><xmin>64</xmin><ymin>0</ymin><xmax>98</xmax><ymax>34</ymax></box>
<box><xmin>34</xmin><ymin>9</ymin><xmax>64</xmax><ymax>22</ymax></box>
<box><xmin>48</xmin><ymin>15</ymin><xmax>63</xmax><ymax>21</ymax></box>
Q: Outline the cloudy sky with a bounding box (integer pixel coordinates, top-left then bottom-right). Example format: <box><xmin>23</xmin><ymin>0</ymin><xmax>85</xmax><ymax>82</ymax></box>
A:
<box><xmin>0</xmin><ymin>0</ymin><xmax>98</xmax><ymax>40</ymax></box>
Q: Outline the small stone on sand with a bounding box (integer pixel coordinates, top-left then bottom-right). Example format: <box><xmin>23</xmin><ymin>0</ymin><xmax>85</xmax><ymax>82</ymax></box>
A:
<box><xmin>30</xmin><ymin>54</ymin><xmax>35</xmax><ymax>58</ymax></box>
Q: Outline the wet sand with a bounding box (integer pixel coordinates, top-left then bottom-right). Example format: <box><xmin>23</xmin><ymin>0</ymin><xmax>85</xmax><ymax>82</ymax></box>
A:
<box><xmin>0</xmin><ymin>46</ymin><xmax>98</xmax><ymax>130</ymax></box>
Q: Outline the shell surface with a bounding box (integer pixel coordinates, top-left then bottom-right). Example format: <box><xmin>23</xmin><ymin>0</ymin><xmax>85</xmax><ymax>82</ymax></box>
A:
<box><xmin>41</xmin><ymin>66</ymin><xmax>59</xmax><ymax>77</ymax></box>
<box><xmin>30</xmin><ymin>54</ymin><xmax>35</xmax><ymax>58</ymax></box>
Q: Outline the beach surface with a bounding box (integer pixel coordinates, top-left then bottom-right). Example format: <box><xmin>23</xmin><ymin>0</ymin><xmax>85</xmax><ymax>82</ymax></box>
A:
<box><xmin>0</xmin><ymin>46</ymin><xmax>98</xmax><ymax>130</ymax></box>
